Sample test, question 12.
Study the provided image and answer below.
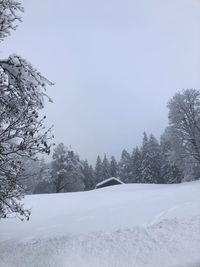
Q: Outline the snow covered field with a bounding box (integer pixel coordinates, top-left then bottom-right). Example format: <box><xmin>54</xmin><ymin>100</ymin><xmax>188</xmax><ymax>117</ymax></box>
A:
<box><xmin>0</xmin><ymin>181</ymin><xmax>200</xmax><ymax>267</ymax></box>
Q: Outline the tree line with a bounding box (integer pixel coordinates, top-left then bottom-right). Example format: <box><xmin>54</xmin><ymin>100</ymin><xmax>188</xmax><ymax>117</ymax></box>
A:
<box><xmin>23</xmin><ymin>89</ymin><xmax>200</xmax><ymax>195</ymax></box>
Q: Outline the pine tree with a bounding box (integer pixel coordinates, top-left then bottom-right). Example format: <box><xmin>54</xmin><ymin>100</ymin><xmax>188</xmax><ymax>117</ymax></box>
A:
<box><xmin>102</xmin><ymin>155</ymin><xmax>111</xmax><ymax>179</ymax></box>
<box><xmin>51</xmin><ymin>143</ymin><xmax>66</xmax><ymax>193</ymax></box>
<box><xmin>64</xmin><ymin>150</ymin><xmax>85</xmax><ymax>192</ymax></box>
<box><xmin>82</xmin><ymin>160</ymin><xmax>95</xmax><ymax>190</ymax></box>
<box><xmin>161</xmin><ymin>164</ymin><xmax>182</xmax><ymax>183</ymax></box>
<box><xmin>51</xmin><ymin>143</ymin><xmax>84</xmax><ymax>193</ymax></box>
<box><xmin>140</xmin><ymin>132</ymin><xmax>149</xmax><ymax>183</ymax></box>
<box><xmin>89</xmin><ymin>165</ymin><xmax>95</xmax><ymax>187</ymax></box>
<box><xmin>110</xmin><ymin>156</ymin><xmax>118</xmax><ymax>178</ymax></box>
<box><xmin>141</xmin><ymin>133</ymin><xmax>162</xmax><ymax>184</ymax></box>
<box><xmin>95</xmin><ymin>155</ymin><xmax>103</xmax><ymax>183</ymax></box>
<box><xmin>160</xmin><ymin>132</ymin><xmax>183</xmax><ymax>183</ymax></box>
<box><xmin>33</xmin><ymin>159</ymin><xmax>53</xmax><ymax>194</ymax></box>
<box><xmin>118</xmin><ymin>149</ymin><xmax>132</xmax><ymax>183</ymax></box>
<box><xmin>131</xmin><ymin>147</ymin><xmax>142</xmax><ymax>183</ymax></box>
<box><xmin>18</xmin><ymin>158</ymin><xmax>43</xmax><ymax>194</ymax></box>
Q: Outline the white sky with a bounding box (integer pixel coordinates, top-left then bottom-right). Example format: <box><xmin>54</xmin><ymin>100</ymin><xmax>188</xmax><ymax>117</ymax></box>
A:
<box><xmin>2</xmin><ymin>0</ymin><xmax>200</xmax><ymax>163</ymax></box>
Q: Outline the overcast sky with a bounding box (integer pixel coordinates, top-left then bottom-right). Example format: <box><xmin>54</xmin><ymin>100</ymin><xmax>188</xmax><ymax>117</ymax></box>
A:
<box><xmin>2</xmin><ymin>0</ymin><xmax>200</xmax><ymax>163</ymax></box>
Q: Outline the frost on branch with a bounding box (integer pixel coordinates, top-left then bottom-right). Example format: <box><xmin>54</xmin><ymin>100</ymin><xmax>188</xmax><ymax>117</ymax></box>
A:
<box><xmin>0</xmin><ymin>54</ymin><xmax>53</xmax><ymax>220</ymax></box>
<box><xmin>0</xmin><ymin>0</ymin><xmax>23</xmax><ymax>41</ymax></box>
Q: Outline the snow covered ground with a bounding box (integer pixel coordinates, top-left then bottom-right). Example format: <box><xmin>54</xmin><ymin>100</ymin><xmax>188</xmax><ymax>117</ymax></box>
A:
<box><xmin>0</xmin><ymin>181</ymin><xmax>200</xmax><ymax>267</ymax></box>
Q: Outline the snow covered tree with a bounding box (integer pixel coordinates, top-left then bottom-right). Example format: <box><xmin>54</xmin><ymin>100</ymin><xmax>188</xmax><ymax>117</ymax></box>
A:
<box><xmin>118</xmin><ymin>149</ymin><xmax>132</xmax><ymax>183</ymax></box>
<box><xmin>110</xmin><ymin>156</ymin><xmax>118</xmax><ymax>178</ymax></box>
<box><xmin>51</xmin><ymin>143</ymin><xmax>84</xmax><ymax>193</ymax></box>
<box><xmin>161</xmin><ymin>164</ymin><xmax>182</xmax><ymax>184</ymax></box>
<box><xmin>131</xmin><ymin>147</ymin><xmax>142</xmax><ymax>183</ymax></box>
<box><xmin>51</xmin><ymin>143</ymin><xmax>66</xmax><ymax>193</ymax></box>
<box><xmin>161</xmin><ymin>126</ymin><xmax>199</xmax><ymax>182</ymax></box>
<box><xmin>160</xmin><ymin>133</ymin><xmax>183</xmax><ymax>183</ymax></box>
<box><xmin>0</xmin><ymin>1</ymin><xmax>53</xmax><ymax>220</ymax></box>
<box><xmin>102</xmin><ymin>154</ymin><xmax>110</xmax><ymax>179</ymax></box>
<box><xmin>18</xmin><ymin>157</ymin><xmax>53</xmax><ymax>195</ymax></box>
<box><xmin>33</xmin><ymin>159</ymin><xmax>53</xmax><ymax>194</ymax></box>
<box><xmin>148</xmin><ymin>134</ymin><xmax>162</xmax><ymax>183</ymax></box>
<box><xmin>18</xmin><ymin>158</ymin><xmax>43</xmax><ymax>194</ymax></box>
<box><xmin>95</xmin><ymin>155</ymin><xmax>103</xmax><ymax>183</ymax></box>
<box><xmin>140</xmin><ymin>132</ymin><xmax>149</xmax><ymax>183</ymax></box>
<box><xmin>168</xmin><ymin>89</ymin><xmax>200</xmax><ymax>165</ymax></box>
<box><xmin>141</xmin><ymin>133</ymin><xmax>162</xmax><ymax>184</ymax></box>
<box><xmin>82</xmin><ymin>160</ymin><xmax>95</xmax><ymax>190</ymax></box>
<box><xmin>0</xmin><ymin>0</ymin><xmax>23</xmax><ymax>42</ymax></box>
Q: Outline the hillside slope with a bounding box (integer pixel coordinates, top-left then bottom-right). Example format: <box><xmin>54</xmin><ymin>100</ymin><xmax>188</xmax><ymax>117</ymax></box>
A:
<box><xmin>0</xmin><ymin>181</ymin><xmax>200</xmax><ymax>267</ymax></box>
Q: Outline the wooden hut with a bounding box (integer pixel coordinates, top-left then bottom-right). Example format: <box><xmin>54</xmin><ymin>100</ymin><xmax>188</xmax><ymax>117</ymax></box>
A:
<box><xmin>95</xmin><ymin>177</ymin><xmax>123</xmax><ymax>189</ymax></box>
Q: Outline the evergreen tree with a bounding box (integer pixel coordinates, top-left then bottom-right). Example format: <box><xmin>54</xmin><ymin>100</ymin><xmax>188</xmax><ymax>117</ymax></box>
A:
<box><xmin>161</xmin><ymin>164</ymin><xmax>182</xmax><ymax>184</ymax></box>
<box><xmin>33</xmin><ymin>160</ymin><xmax>53</xmax><ymax>194</ymax></box>
<box><xmin>82</xmin><ymin>160</ymin><xmax>95</xmax><ymax>190</ymax></box>
<box><xmin>51</xmin><ymin>143</ymin><xmax>84</xmax><ymax>193</ymax></box>
<box><xmin>63</xmin><ymin>150</ymin><xmax>85</xmax><ymax>192</ymax></box>
<box><xmin>118</xmin><ymin>149</ymin><xmax>132</xmax><ymax>183</ymax></box>
<box><xmin>18</xmin><ymin>158</ymin><xmax>51</xmax><ymax>194</ymax></box>
<box><xmin>51</xmin><ymin>143</ymin><xmax>66</xmax><ymax>193</ymax></box>
<box><xmin>131</xmin><ymin>147</ymin><xmax>142</xmax><ymax>183</ymax></box>
<box><xmin>140</xmin><ymin>132</ymin><xmax>149</xmax><ymax>183</ymax></box>
<box><xmin>110</xmin><ymin>156</ymin><xmax>118</xmax><ymax>178</ymax></box>
<box><xmin>89</xmin><ymin>165</ymin><xmax>95</xmax><ymax>187</ymax></box>
<box><xmin>160</xmin><ymin>132</ymin><xmax>183</xmax><ymax>183</ymax></box>
<box><xmin>141</xmin><ymin>133</ymin><xmax>162</xmax><ymax>183</ymax></box>
<box><xmin>102</xmin><ymin>155</ymin><xmax>111</xmax><ymax>179</ymax></box>
<box><xmin>95</xmin><ymin>155</ymin><xmax>103</xmax><ymax>183</ymax></box>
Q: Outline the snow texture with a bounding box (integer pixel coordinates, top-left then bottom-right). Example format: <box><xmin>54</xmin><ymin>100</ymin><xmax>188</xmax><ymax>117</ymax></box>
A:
<box><xmin>0</xmin><ymin>181</ymin><xmax>200</xmax><ymax>267</ymax></box>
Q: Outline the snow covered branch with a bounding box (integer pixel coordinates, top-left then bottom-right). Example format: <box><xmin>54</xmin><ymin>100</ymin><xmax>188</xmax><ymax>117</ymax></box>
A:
<box><xmin>0</xmin><ymin>0</ymin><xmax>55</xmax><ymax>220</ymax></box>
<box><xmin>0</xmin><ymin>0</ymin><xmax>23</xmax><ymax>41</ymax></box>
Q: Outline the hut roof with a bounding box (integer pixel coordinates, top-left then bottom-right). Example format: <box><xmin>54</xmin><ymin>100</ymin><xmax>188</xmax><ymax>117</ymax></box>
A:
<box><xmin>95</xmin><ymin>177</ymin><xmax>123</xmax><ymax>189</ymax></box>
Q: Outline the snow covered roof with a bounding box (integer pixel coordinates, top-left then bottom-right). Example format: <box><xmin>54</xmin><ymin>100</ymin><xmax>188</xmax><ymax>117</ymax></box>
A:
<box><xmin>95</xmin><ymin>177</ymin><xmax>124</xmax><ymax>189</ymax></box>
